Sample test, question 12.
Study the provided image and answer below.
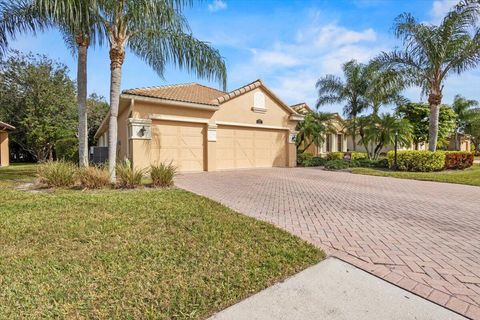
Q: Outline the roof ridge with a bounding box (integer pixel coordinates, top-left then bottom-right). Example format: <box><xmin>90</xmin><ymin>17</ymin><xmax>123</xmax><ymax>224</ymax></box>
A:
<box><xmin>192</xmin><ymin>82</ymin><xmax>226</xmax><ymax>94</ymax></box>
<box><xmin>212</xmin><ymin>79</ymin><xmax>263</xmax><ymax>104</ymax></box>
<box><xmin>123</xmin><ymin>83</ymin><xmax>197</xmax><ymax>93</ymax></box>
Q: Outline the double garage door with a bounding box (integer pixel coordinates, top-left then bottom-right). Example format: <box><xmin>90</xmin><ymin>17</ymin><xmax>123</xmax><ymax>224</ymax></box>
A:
<box><xmin>151</xmin><ymin>121</ymin><xmax>287</xmax><ymax>172</ymax></box>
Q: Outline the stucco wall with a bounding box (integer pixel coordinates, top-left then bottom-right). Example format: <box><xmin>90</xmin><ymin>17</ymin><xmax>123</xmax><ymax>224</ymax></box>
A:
<box><xmin>0</xmin><ymin>131</ymin><xmax>9</xmax><ymax>166</ymax></box>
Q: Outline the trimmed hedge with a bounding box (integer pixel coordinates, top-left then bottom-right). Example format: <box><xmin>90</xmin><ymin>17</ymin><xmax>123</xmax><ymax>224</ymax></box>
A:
<box><xmin>297</xmin><ymin>152</ymin><xmax>313</xmax><ymax>166</ymax></box>
<box><xmin>326</xmin><ymin>152</ymin><xmax>344</xmax><ymax>160</ymax></box>
<box><xmin>350</xmin><ymin>152</ymin><xmax>368</xmax><ymax>160</ymax></box>
<box><xmin>324</xmin><ymin>160</ymin><xmax>350</xmax><ymax>170</ymax></box>
<box><xmin>387</xmin><ymin>151</ymin><xmax>445</xmax><ymax>172</ymax></box>
<box><xmin>444</xmin><ymin>152</ymin><xmax>474</xmax><ymax>170</ymax></box>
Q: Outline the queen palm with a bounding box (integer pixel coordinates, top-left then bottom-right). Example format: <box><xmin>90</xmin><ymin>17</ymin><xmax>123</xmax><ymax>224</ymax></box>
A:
<box><xmin>94</xmin><ymin>0</ymin><xmax>227</xmax><ymax>181</ymax></box>
<box><xmin>376</xmin><ymin>1</ymin><xmax>480</xmax><ymax>151</ymax></box>
<box><xmin>316</xmin><ymin>59</ymin><xmax>369</xmax><ymax>151</ymax></box>
<box><xmin>451</xmin><ymin>94</ymin><xmax>478</xmax><ymax>150</ymax></box>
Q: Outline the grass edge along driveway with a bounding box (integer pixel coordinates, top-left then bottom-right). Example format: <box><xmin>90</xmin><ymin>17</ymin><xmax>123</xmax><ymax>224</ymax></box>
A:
<box><xmin>351</xmin><ymin>164</ymin><xmax>480</xmax><ymax>187</ymax></box>
<box><xmin>0</xmin><ymin>164</ymin><xmax>324</xmax><ymax>319</ymax></box>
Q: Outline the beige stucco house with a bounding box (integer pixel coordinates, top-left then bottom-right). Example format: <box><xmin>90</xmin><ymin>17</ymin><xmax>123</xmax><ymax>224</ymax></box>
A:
<box><xmin>95</xmin><ymin>80</ymin><xmax>304</xmax><ymax>172</ymax></box>
<box><xmin>0</xmin><ymin>121</ymin><xmax>15</xmax><ymax>167</ymax></box>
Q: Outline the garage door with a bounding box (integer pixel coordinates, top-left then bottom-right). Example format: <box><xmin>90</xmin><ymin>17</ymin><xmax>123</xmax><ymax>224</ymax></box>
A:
<box><xmin>216</xmin><ymin>125</ymin><xmax>287</xmax><ymax>170</ymax></box>
<box><xmin>151</xmin><ymin>120</ymin><xmax>205</xmax><ymax>172</ymax></box>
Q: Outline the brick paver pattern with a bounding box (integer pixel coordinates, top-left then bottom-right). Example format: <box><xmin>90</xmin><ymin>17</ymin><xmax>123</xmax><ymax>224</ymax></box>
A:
<box><xmin>176</xmin><ymin>168</ymin><xmax>480</xmax><ymax>319</ymax></box>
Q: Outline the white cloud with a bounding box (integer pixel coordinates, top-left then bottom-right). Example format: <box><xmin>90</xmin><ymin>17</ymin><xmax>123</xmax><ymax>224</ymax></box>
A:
<box><xmin>429</xmin><ymin>0</ymin><xmax>458</xmax><ymax>24</ymax></box>
<box><xmin>251</xmin><ymin>49</ymin><xmax>299</xmax><ymax>67</ymax></box>
<box><xmin>314</xmin><ymin>24</ymin><xmax>376</xmax><ymax>47</ymax></box>
<box><xmin>208</xmin><ymin>0</ymin><xmax>227</xmax><ymax>12</ymax></box>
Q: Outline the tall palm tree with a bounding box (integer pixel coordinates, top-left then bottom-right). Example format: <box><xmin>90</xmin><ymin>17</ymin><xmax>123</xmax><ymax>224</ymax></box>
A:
<box><xmin>316</xmin><ymin>59</ymin><xmax>369</xmax><ymax>151</ymax></box>
<box><xmin>364</xmin><ymin>61</ymin><xmax>407</xmax><ymax>115</ymax></box>
<box><xmin>93</xmin><ymin>0</ymin><xmax>227</xmax><ymax>181</ymax></box>
<box><xmin>295</xmin><ymin>112</ymin><xmax>334</xmax><ymax>152</ymax></box>
<box><xmin>376</xmin><ymin>1</ymin><xmax>480</xmax><ymax>151</ymax></box>
<box><xmin>451</xmin><ymin>94</ymin><xmax>478</xmax><ymax>150</ymax></box>
<box><xmin>1</xmin><ymin>0</ymin><xmax>103</xmax><ymax>167</ymax></box>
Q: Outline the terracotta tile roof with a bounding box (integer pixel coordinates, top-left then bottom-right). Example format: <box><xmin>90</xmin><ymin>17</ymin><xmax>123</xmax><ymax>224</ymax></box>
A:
<box><xmin>290</xmin><ymin>103</ymin><xmax>312</xmax><ymax>114</ymax></box>
<box><xmin>0</xmin><ymin>121</ymin><xmax>15</xmax><ymax>130</ymax></box>
<box><xmin>123</xmin><ymin>83</ymin><xmax>226</xmax><ymax>106</ymax></box>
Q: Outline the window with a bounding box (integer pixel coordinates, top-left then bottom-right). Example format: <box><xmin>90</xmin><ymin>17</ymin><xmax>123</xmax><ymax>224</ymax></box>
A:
<box><xmin>337</xmin><ymin>134</ymin><xmax>342</xmax><ymax>152</ymax></box>
<box><xmin>326</xmin><ymin>134</ymin><xmax>331</xmax><ymax>152</ymax></box>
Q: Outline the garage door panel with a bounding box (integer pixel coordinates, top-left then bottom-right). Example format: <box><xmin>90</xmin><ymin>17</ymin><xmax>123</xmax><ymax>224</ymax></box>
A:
<box><xmin>151</xmin><ymin>121</ymin><xmax>205</xmax><ymax>172</ymax></box>
<box><xmin>216</xmin><ymin>125</ymin><xmax>287</xmax><ymax>170</ymax></box>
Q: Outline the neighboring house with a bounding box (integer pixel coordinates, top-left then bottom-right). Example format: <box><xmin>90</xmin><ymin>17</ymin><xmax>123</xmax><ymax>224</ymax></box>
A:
<box><xmin>0</xmin><ymin>121</ymin><xmax>15</xmax><ymax>167</ymax></box>
<box><xmin>290</xmin><ymin>103</ymin><xmax>348</xmax><ymax>155</ymax></box>
<box><xmin>95</xmin><ymin>80</ymin><xmax>304</xmax><ymax>172</ymax></box>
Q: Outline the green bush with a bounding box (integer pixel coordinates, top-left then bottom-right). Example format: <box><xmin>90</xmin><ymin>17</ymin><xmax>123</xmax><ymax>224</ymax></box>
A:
<box><xmin>303</xmin><ymin>156</ymin><xmax>327</xmax><ymax>167</ymax></box>
<box><xmin>326</xmin><ymin>152</ymin><xmax>344</xmax><ymax>160</ymax></box>
<box><xmin>150</xmin><ymin>162</ymin><xmax>177</xmax><ymax>187</ymax></box>
<box><xmin>78</xmin><ymin>166</ymin><xmax>111</xmax><ymax>189</ymax></box>
<box><xmin>116</xmin><ymin>161</ymin><xmax>145</xmax><ymax>189</ymax></box>
<box><xmin>444</xmin><ymin>152</ymin><xmax>474</xmax><ymax>170</ymax></box>
<box><xmin>351</xmin><ymin>158</ymin><xmax>389</xmax><ymax>168</ymax></box>
<box><xmin>37</xmin><ymin>161</ymin><xmax>77</xmax><ymax>187</ymax></box>
<box><xmin>350</xmin><ymin>152</ymin><xmax>368</xmax><ymax>160</ymax></box>
<box><xmin>324</xmin><ymin>160</ymin><xmax>350</xmax><ymax>170</ymax></box>
<box><xmin>387</xmin><ymin>151</ymin><xmax>446</xmax><ymax>172</ymax></box>
<box><xmin>56</xmin><ymin>137</ymin><xmax>79</xmax><ymax>163</ymax></box>
<box><xmin>297</xmin><ymin>152</ymin><xmax>313</xmax><ymax>166</ymax></box>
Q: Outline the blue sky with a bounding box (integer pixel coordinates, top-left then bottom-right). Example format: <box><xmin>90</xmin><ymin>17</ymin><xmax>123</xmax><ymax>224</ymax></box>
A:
<box><xmin>7</xmin><ymin>0</ymin><xmax>480</xmax><ymax>115</ymax></box>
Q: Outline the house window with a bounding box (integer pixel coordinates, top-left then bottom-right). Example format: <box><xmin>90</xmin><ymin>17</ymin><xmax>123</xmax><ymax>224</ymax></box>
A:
<box><xmin>337</xmin><ymin>134</ymin><xmax>342</xmax><ymax>152</ymax></box>
<box><xmin>256</xmin><ymin>119</ymin><xmax>263</xmax><ymax>124</ymax></box>
<box><xmin>326</xmin><ymin>134</ymin><xmax>331</xmax><ymax>152</ymax></box>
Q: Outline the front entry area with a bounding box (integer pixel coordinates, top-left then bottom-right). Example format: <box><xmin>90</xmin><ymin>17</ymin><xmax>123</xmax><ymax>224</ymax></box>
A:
<box><xmin>215</xmin><ymin>125</ymin><xmax>287</xmax><ymax>170</ymax></box>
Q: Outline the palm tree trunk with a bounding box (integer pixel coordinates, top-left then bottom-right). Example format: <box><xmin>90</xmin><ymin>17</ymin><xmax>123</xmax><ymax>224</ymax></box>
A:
<box><xmin>76</xmin><ymin>36</ymin><xmax>89</xmax><ymax>167</ymax></box>
<box><xmin>428</xmin><ymin>92</ymin><xmax>442</xmax><ymax>151</ymax></box>
<box><xmin>352</xmin><ymin>116</ymin><xmax>357</xmax><ymax>151</ymax></box>
<box><xmin>108</xmin><ymin>46</ymin><xmax>125</xmax><ymax>182</ymax></box>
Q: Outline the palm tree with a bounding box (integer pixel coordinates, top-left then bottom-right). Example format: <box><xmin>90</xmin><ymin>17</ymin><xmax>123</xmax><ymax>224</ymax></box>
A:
<box><xmin>93</xmin><ymin>0</ymin><xmax>227</xmax><ymax>181</ymax></box>
<box><xmin>358</xmin><ymin>114</ymin><xmax>413</xmax><ymax>159</ymax></box>
<box><xmin>376</xmin><ymin>1</ymin><xmax>480</xmax><ymax>151</ymax></box>
<box><xmin>1</xmin><ymin>0</ymin><xmax>103</xmax><ymax>167</ymax></box>
<box><xmin>295</xmin><ymin>112</ymin><xmax>334</xmax><ymax>152</ymax></box>
<box><xmin>316</xmin><ymin>60</ymin><xmax>369</xmax><ymax>151</ymax></box>
<box><xmin>364</xmin><ymin>61</ymin><xmax>407</xmax><ymax>115</ymax></box>
<box><xmin>465</xmin><ymin>108</ymin><xmax>480</xmax><ymax>155</ymax></box>
<box><xmin>451</xmin><ymin>94</ymin><xmax>479</xmax><ymax>150</ymax></box>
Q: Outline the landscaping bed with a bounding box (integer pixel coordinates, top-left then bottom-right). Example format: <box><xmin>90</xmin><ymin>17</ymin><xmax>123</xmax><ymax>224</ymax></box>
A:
<box><xmin>0</xmin><ymin>164</ymin><xmax>324</xmax><ymax>318</ymax></box>
<box><xmin>351</xmin><ymin>164</ymin><xmax>480</xmax><ymax>187</ymax></box>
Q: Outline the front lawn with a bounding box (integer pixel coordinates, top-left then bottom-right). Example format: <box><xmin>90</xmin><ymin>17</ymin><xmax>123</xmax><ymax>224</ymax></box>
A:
<box><xmin>351</xmin><ymin>164</ymin><xmax>480</xmax><ymax>187</ymax></box>
<box><xmin>0</xmin><ymin>164</ymin><xmax>324</xmax><ymax>318</ymax></box>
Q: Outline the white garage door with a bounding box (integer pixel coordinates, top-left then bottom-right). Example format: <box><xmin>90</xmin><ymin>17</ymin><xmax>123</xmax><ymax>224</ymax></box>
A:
<box><xmin>216</xmin><ymin>125</ymin><xmax>287</xmax><ymax>170</ymax></box>
<box><xmin>151</xmin><ymin>120</ymin><xmax>205</xmax><ymax>172</ymax></box>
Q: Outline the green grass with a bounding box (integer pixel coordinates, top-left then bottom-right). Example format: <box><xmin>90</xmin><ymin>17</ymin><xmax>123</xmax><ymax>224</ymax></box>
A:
<box><xmin>0</xmin><ymin>164</ymin><xmax>324</xmax><ymax>318</ymax></box>
<box><xmin>351</xmin><ymin>164</ymin><xmax>480</xmax><ymax>187</ymax></box>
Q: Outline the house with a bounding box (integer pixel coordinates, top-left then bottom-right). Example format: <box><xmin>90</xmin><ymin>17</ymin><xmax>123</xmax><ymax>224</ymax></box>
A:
<box><xmin>0</xmin><ymin>121</ymin><xmax>15</xmax><ymax>167</ymax></box>
<box><xmin>95</xmin><ymin>80</ymin><xmax>304</xmax><ymax>172</ymax></box>
<box><xmin>290</xmin><ymin>103</ymin><xmax>348</xmax><ymax>155</ymax></box>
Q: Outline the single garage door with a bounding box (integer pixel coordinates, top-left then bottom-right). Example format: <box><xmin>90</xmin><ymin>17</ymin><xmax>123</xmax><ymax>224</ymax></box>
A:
<box><xmin>151</xmin><ymin>120</ymin><xmax>205</xmax><ymax>172</ymax></box>
<box><xmin>216</xmin><ymin>125</ymin><xmax>287</xmax><ymax>170</ymax></box>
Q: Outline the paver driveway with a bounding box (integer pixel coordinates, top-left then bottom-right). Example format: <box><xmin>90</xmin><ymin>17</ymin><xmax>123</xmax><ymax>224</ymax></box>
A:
<box><xmin>176</xmin><ymin>167</ymin><xmax>480</xmax><ymax>319</ymax></box>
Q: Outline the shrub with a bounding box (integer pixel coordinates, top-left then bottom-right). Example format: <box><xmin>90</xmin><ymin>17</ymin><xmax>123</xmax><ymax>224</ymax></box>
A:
<box><xmin>116</xmin><ymin>161</ymin><xmax>145</xmax><ymax>189</ymax></box>
<box><xmin>56</xmin><ymin>137</ymin><xmax>79</xmax><ymax>163</ymax></box>
<box><xmin>324</xmin><ymin>160</ymin><xmax>350</xmax><ymax>170</ymax></box>
<box><xmin>327</xmin><ymin>152</ymin><xmax>344</xmax><ymax>160</ymax></box>
<box><xmin>351</xmin><ymin>158</ymin><xmax>389</xmax><ymax>168</ymax></box>
<box><xmin>303</xmin><ymin>156</ymin><xmax>327</xmax><ymax>167</ymax></box>
<box><xmin>444</xmin><ymin>152</ymin><xmax>474</xmax><ymax>170</ymax></box>
<box><xmin>37</xmin><ymin>161</ymin><xmax>77</xmax><ymax>188</ymax></box>
<box><xmin>350</xmin><ymin>152</ymin><xmax>368</xmax><ymax>160</ymax></box>
<box><xmin>387</xmin><ymin>151</ymin><xmax>445</xmax><ymax>172</ymax></box>
<box><xmin>78</xmin><ymin>166</ymin><xmax>111</xmax><ymax>189</ymax></box>
<box><xmin>150</xmin><ymin>162</ymin><xmax>177</xmax><ymax>187</ymax></box>
<box><xmin>297</xmin><ymin>152</ymin><xmax>313</xmax><ymax>165</ymax></box>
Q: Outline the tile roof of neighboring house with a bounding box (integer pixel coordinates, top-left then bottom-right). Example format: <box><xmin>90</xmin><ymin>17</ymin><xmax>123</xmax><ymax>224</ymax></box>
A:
<box><xmin>123</xmin><ymin>83</ymin><xmax>226</xmax><ymax>106</ymax></box>
<box><xmin>290</xmin><ymin>103</ymin><xmax>312</xmax><ymax>114</ymax></box>
<box><xmin>0</xmin><ymin>121</ymin><xmax>15</xmax><ymax>130</ymax></box>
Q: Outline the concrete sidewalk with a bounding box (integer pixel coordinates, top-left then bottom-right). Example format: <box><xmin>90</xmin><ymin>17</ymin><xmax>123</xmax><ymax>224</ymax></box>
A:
<box><xmin>210</xmin><ymin>258</ymin><xmax>465</xmax><ymax>320</ymax></box>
